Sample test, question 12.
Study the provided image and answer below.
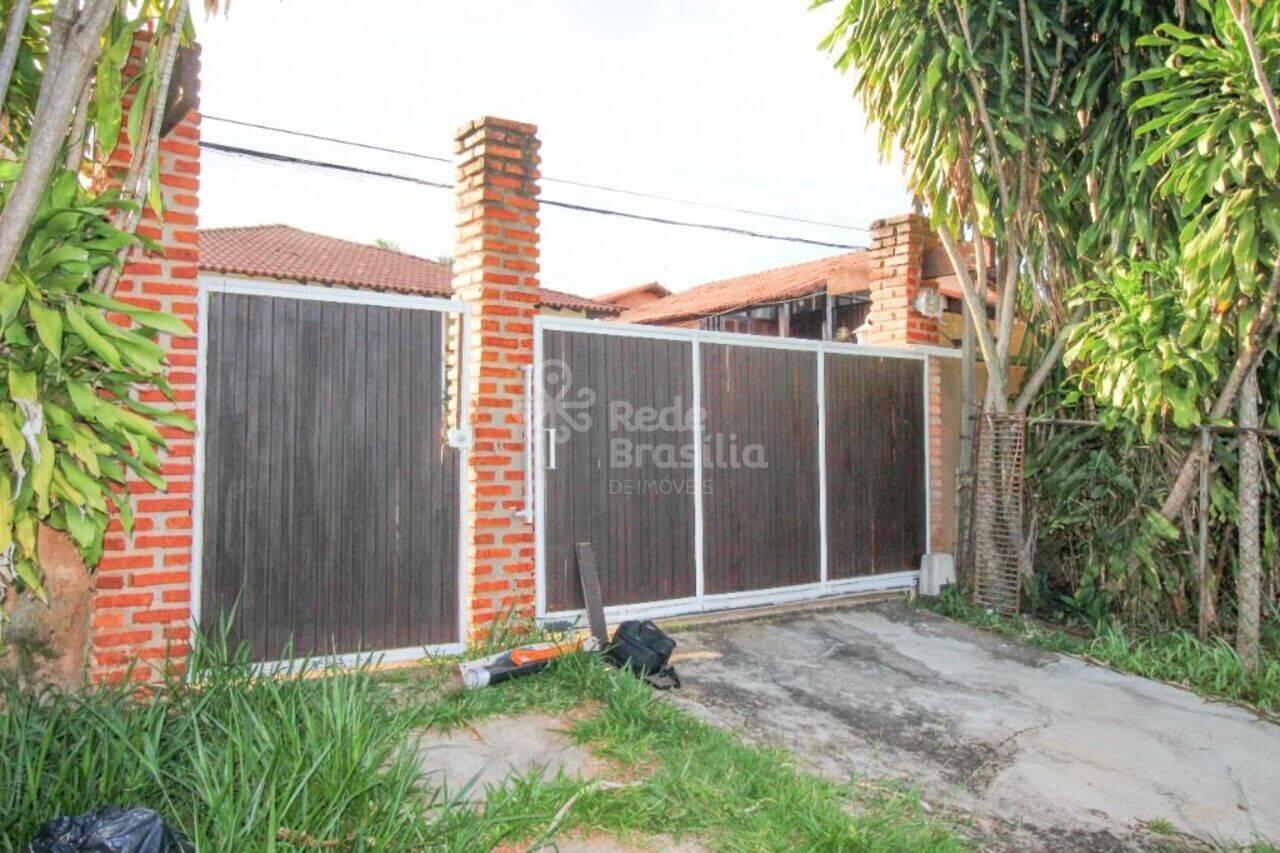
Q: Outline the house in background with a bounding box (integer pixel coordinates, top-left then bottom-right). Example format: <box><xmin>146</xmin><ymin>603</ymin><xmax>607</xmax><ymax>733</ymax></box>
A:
<box><xmin>608</xmin><ymin>239</ymin><xmax>994</xmax><ymax>348</ymax></box>
<box><xmin>597</xmin><ymin>281</ymin><xmax>670</xmax><ymax>311</ymax></box>
<box><xmin>199</xmin><ymin>224</ymin><xmax>621</xmax><ymax>319</ymax></box>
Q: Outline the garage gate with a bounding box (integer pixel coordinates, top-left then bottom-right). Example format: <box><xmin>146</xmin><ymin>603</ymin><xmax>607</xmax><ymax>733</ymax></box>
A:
<box><xmin>195</xmin><ymin>280</ymin><xmax>466</xmax><ymax>665</ymax></box>
<box><xmin>534</xmin><ymin>317</ymin><xmax>930</xmax><ymax>621</ymax></box>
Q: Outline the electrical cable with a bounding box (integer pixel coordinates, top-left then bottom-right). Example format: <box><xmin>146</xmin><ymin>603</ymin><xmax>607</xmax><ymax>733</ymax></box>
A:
<box><xmin>202</xmin><ymin>114</ymin><xmax>871</xmax><ymax>234</ymax></box>
<box><xmin>200</xmin><ymin>140</ymin><xmax>868</xmax><ymax>251</ymax></box>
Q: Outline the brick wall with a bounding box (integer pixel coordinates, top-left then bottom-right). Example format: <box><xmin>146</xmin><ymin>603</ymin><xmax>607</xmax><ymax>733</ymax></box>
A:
<box><xmin>866</xmin><ymin>214</ymin><xmax>949</xmax><ymax>556</ymax></box>
<box><xmin>451</xmin><ymin>117</ymin><xmax>541</xmax><ymax>637</ymax></box>
<box><xmin>91</xmin><ymin>41</ymin><xmax>200</xmax><ymax>686</ymax></box>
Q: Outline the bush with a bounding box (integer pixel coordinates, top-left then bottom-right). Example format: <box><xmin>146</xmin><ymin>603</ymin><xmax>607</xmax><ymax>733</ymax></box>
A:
<box><xmin>0</xmin><ymin>635</ymin><xmax>437</xmax><ymax>850</ymax></box>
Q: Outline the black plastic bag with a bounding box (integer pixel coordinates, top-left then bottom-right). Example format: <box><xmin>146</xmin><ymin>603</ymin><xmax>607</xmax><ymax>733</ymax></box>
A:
<box><xmin>25</xmin><ymin>806</ymin><xmax>191</xmax><ymax>853</ymax></box>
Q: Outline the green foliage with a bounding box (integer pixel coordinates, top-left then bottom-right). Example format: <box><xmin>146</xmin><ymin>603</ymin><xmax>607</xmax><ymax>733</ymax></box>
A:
<box><xmin>821</xmin><ymin>0</ymin><xmax>1279</xmax><ymax>628</ymax></box>
<box><xmin>0</xmin><ymin>633</ymin><xmax>440</xmax><ymax>850</ymax></box>
<box><xmin>819</xmin><ymin>0</ymin><xmax>1203</xmax><ymax>312</ymax></box>
<box><xmin>1065</xmin><ymin>262</ymin><xmax>1212</xmax><ymax>437</ymax></box>
<box><xmin>1024</xmin><ymin>421</ymin><xmax>1185</xmax><ymax>622</ymax></box>
<box><xmin>1070</xmin><ymin>1</ymin><xmax>1280</xmax><ymax>435</ymax></box>
<box><xmin>1033</xmin><ymin>1</ymin><xmax>1280</xmax><ymax>629</ymax></box>
<box><xmin>0</xmin><ymin>165</ymin><xmax>193</xmax><ymax>599</ymax></box>
<box><xmin>1134</xmin><ymin>3</ymin><xmax>1280</xmax><ymax>303</ymax></box>
<box><xmin>0</xmin><ymin>0</ymin><xmax>195</xmax><ymax>606</ymax></box>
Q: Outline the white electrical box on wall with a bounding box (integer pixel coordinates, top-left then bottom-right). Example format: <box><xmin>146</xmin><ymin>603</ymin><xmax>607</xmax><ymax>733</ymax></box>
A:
<box><xmin>913</xmin><ymin>288</ymin><xmax>945</xmax><ymax>319</ymax></box>
<box><xmin>447</xmin><ymin>426</ymin><xmax>473</xmax><ymax>450</ymax></box>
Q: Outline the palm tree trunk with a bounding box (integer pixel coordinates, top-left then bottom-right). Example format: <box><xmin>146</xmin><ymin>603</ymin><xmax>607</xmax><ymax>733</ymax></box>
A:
<box><xmin>0</xmin><ymin>0</ymin><xmax>32</xmax><ymax>105</ymax></box>
<box><xmin>0</xmin><ymin>0</ymin><xmax>113</xmax><ymax>281</ymax></box>
<box><xmin>95</xmin><ymin>0</ymin><xmax>190</xmax><ymax>295</ymax></box>
<box><xmin>1158</xmin><ymin>261</ymin><xmax>1280</xmax><ymax>524</ymax></box>
<box><xmin>1236</xmin><ymin>368</ymin><xmax>1262</xmax><ymax>670</ymax></box>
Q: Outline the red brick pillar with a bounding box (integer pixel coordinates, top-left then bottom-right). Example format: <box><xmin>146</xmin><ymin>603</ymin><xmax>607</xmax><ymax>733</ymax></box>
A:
<box><xmin>452</xmin><ymin>117</ymin><xmax>541</xmax><ymax>637</ymax></box>
<box><xmin>865</xmin><ymin>213</ymin><xmax>947</xmax><ymax>554</ymax></box>
<box><xmin>91</xmin><ymin>41</ymin><xmax>200</xmax><ymax>685</ymax></box>
<box><xmin>864</xmin><ymin>214</ymin><xmax>941</xmax><ymax>347</ymax></box>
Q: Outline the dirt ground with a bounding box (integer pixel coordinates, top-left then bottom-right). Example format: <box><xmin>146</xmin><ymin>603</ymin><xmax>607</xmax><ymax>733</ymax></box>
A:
<box><xmin>667</xmin><ymin>601</ymin><xmax>1280</xmax><ymax>850</ymax></box>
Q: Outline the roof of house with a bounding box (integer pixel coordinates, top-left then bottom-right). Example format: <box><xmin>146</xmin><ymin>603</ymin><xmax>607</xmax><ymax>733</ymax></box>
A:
<box><xmin>198</xmin><ymin>225</ymin><xmax>620</xmax><ymax>315</ymax></box>
<box><xmin>597</xmin><ymin>282</ymin><xmax>671</xmax><ymax>303</ymax></box>
<box><xmin>618</xmin><ymin>252</ymin><xmax>869</xmax><ymax>325</ymax></box>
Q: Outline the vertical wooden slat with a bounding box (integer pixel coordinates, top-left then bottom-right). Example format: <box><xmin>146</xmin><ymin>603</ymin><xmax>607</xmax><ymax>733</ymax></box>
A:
<box><xmin>232</xmin><ymin>293</ymin><xmax>256</xmax><ymax>652</ymax></box>
<box><xmin>409</xmin><ymin>311</ymin><xmax>430</xmax><ymax>644</ymax></box>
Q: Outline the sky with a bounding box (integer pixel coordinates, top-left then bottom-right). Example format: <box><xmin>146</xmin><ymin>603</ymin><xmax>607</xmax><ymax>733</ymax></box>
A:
<box><xmin>196</xmin><ymin>1</ymin><xmax>911</xmax><ymax>298</ymax></box>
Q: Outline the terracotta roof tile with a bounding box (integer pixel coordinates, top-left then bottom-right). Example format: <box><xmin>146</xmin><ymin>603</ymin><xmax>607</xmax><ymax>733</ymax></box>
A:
<box><xmin>597</xmin><ymin>282</ymin><xmax>671</xmax><ymax>303</ymax></box>
<box><xmin>618</xmin><ymin>252</ymin><xmax>869</xmax><ymax>325</ymax></box>
<box><xmin>198</xmin><ymin>225</ymin><xmax>618</xmax><ymax>314</ymax></box>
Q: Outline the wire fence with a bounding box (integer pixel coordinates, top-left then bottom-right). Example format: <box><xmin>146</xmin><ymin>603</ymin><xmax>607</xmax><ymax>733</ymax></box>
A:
<box><xmin>972</xmin><ymin>412</ymin><xmax>1027</xmax><ymax>615</ymax></box>
<box><xmin>1016</xmin><ymin>416</ymin><xmax>1280</xmax><ymax>632</ymax></box>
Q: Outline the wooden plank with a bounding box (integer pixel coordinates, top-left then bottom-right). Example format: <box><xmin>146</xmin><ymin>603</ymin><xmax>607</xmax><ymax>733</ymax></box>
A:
<box><xmin>575</xmin><ymin>542</ymin><xmax>609</xmax><ymax>646</ymax></box>
<box><xmin>264</xmin><ymin>297</ymin><xmax>293</xmax><ymax>656</ymax></box>
<box><xmin>293</xmin><ymin>299</ymin><xmax>322</xmax><ymax>655</ymax></box>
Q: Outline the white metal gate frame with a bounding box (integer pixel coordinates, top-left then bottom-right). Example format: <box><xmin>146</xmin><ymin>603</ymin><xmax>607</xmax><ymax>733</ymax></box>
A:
<box><xmin>531</xmin><ymin>315</ymin><xmax>961</xmax><ymax>624</ymax></box>
<box><xmin>193</xmin><ymin>276</ymin><xmax>471</xmax><ymax>672</ymax></box>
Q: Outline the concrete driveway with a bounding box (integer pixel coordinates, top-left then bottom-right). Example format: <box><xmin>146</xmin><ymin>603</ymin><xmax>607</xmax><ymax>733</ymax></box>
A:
<box><xmin>667</xmin><ymin>601</ymin><xmax>1280</xmax><ymax>850</ymax></box>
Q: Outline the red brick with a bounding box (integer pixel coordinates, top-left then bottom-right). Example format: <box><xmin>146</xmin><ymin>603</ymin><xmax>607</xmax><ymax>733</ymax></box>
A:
<box><xmin>94</xmin><ymin>629</ymin><xmax>154</xmax><ymax>648</ymax></box>
<box><xmin>132</xmin><ymin>608</ymin><xmax>189</xmax><ymax>624</ymax></box>
<box><xmin>134</xmin><ymin>534</ymin><xmax>192</xmax><ymax>549</ymax></box>
<box><xmin>97</xmin><ymin>592</ymin><xmax>154</xmax><ymax>608</ymax></box>
<box><xmin>99</xmin><ymin>554</ymin><xmax>155</xmax><ymax>571</ymax></box>
<box><xmin>131</xmin><ymin>570</ymin><xmax>189</xmax><ymax>587</ymax></box>
<box><xmin>93</xmin><ymin>612</ymin><xmax>126</xmax><ymax>629</ymax></box>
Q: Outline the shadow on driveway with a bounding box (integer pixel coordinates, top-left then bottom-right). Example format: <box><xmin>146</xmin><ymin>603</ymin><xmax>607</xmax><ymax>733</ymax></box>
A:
<box><xmin>668</xmin><ymin>601</ymin><xmax>1280</xmax><ymax>850</ymax></box>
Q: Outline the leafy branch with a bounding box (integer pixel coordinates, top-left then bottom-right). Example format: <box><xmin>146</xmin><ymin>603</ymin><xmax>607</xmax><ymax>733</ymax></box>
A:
<box><xmin>0</xmin><ymin>1</ymin><xmax>210</xmax><ymax>614</ymax></box>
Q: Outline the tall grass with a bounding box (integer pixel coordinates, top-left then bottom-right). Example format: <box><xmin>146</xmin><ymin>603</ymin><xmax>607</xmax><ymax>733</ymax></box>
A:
<box><xmin>1084</xmin><ymin>624</ymin><xmax>1280</xmax><ymax>715</ymax></box>
<box><xmin>0</xmin><ymin>635</ymin><xmax>438</xmax><ymax>850</ymax></box>
<box><xmin>924</xmin><ymin>589</ymin><xmax>1280</xmax><ymax>717</ymax></box>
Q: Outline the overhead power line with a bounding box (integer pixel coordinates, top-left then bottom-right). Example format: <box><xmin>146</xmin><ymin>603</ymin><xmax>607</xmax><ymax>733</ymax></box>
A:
<box><xmin>202</xmin><ymin>114</ymin><xmax>871</xmax><ymax>234</ymax></box>
<box><xmin>203</xmin><ymin>115</ymin><xmax>454</xmax><ymax>165</ymax></box>
<box><xmin>200</xmin><ymin>140</ymin><xmax>868</xmax><ymax>252</ymax></box>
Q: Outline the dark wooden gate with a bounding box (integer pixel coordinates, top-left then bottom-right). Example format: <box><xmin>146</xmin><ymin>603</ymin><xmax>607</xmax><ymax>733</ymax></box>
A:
<box><xmin>541</xmin><ymin>330</ymin><xmax>697</xmax><ymax>612</ymax></box>
<box><xmin>538</xmin><ymin>322</ymin><xmax>930</xmax><ymax>620</ymax></box>
<box><xmin>824</xmin><ymin>353</ymin><xmax>927</xmax><ymax>578</ymax></box>
<box><xmin>199</xmin><ymin>289</ymin><xmax>461</xmax><ymax>662</ymax></box>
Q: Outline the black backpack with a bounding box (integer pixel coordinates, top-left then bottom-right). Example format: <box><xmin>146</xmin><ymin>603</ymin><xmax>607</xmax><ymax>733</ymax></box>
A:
<box><xmin>605</xmin><ymin>620</ymin><xmax>681</xmax><ymax>690</ymax></box>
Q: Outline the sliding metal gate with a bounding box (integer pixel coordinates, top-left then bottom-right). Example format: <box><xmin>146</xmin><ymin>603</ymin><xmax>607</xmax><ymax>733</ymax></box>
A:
<box><xmin>195</xmin><ymin>279</ymin><xmax>467</xmax><ymax>664</ymax></box>
<box><xmin>535</xmin><ymin>317</ymin><xmax>934</xmax><ymax>621</ymax></box>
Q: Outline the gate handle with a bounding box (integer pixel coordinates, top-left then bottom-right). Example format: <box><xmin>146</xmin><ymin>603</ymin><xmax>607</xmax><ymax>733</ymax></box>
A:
<box><xmin>545</xmin><ymin>428</ymin><xmax>557</xmax><ymax>470</ymax></box>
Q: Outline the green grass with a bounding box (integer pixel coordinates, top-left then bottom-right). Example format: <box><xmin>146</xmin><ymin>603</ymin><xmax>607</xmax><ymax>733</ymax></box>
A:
<box><xmin>921</xmin><ymin>589</ymin><xmax>1280</xmax><ymax>719</ymax></box>
<box><xmin>390</xmin><ymin>652</ymin><xmax>965</xmax><ymax>852</ymax></box>
<box><xmin>1</xmin><ymin>629</ymin><xmax>966</xmax><ymax>851</ymax></box>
